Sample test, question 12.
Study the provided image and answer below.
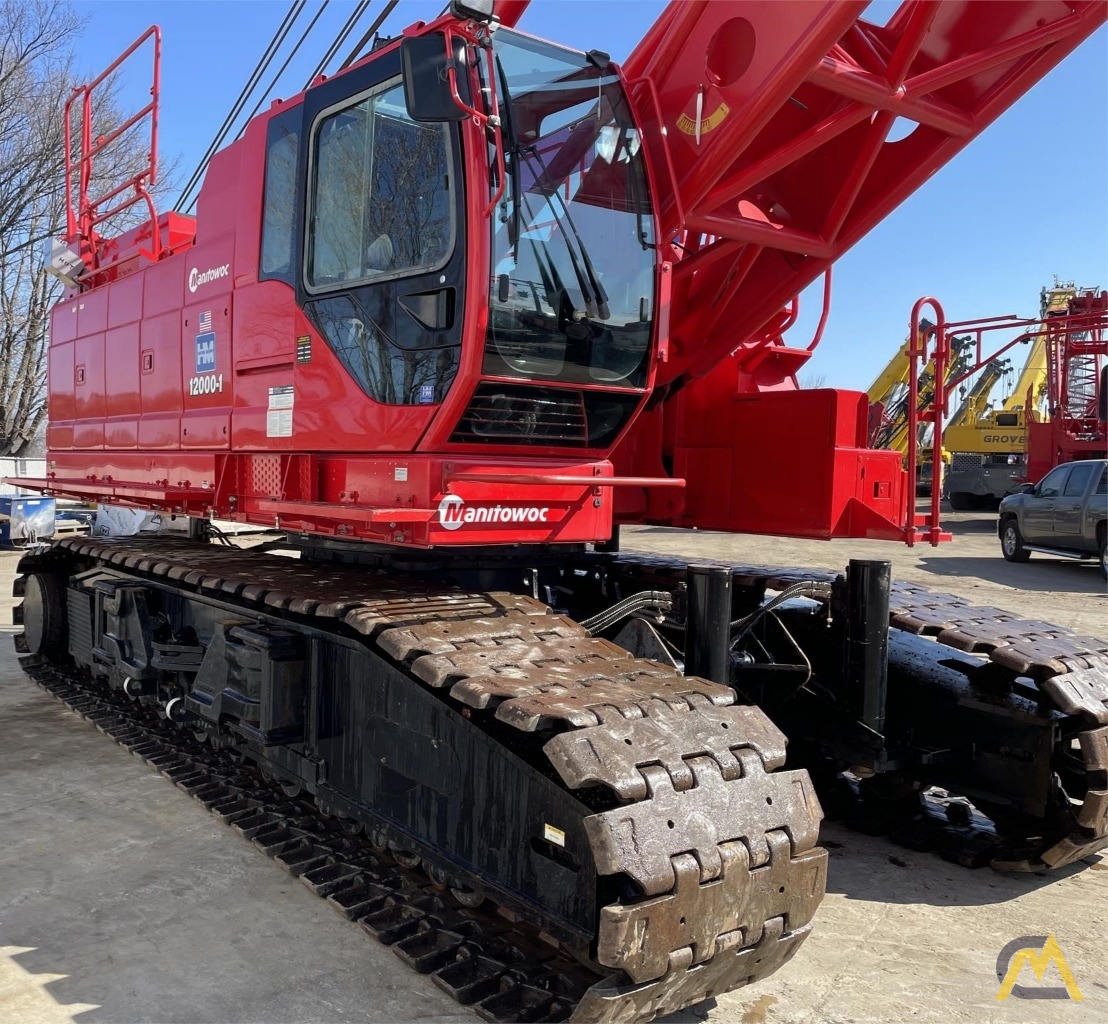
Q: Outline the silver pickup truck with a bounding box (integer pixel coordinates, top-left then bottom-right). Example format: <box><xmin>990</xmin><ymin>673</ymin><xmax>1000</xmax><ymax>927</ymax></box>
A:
<box><xmin>998</xmin><ymin>458</ymin><xmax>1107</xmax><ymax>578</ymax></box>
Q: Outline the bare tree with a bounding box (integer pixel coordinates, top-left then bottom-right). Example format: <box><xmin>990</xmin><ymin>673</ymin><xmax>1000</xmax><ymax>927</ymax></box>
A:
<box><xmin>0</xmin><ymin>1</ymin><xmax>73</xmax><ymax>454</ymax></box>
<box><xmin>0</xmin><ymin>0</ymin><xmax>173</xmax><ymax>456</ymax></box>
<box><xmin>799</xmin><ymin>371</ymin><xmax>827</xmax><ymax>389</ymax></box>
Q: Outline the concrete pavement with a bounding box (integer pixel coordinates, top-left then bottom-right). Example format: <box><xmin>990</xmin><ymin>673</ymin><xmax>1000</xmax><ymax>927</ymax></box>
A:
<box><xmin>2</xmin><ymin>517</ymin><xmax>1106</xmax><ymax>1024</ymax></box>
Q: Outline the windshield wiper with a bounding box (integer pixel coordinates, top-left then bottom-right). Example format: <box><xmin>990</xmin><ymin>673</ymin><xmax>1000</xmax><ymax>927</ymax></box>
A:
<box><xmin>494</xmin><ymin>55</ymin><xmax>523</xmax><ymax>254</ymax></box>
<box><xmin>494</xmin><ymin>54</ymin><xmax>584</xmax><ymax>325</ymax></box>
<box><xmin>518</xmin><ymin>188</ymin><xmax>581</xmax><ymax>324</ymax></box>
<box><xmin>613</xmin><ymin>129</ymin><xmax>653</xmax><ymax>252</ymax></box>
<box><xmin>525</xmin><ymin>142</ymin><xmax>610</xmax><ymax>321</ymax></box>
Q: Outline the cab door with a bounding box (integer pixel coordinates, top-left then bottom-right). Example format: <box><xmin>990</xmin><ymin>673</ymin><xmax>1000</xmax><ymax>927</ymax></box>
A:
<box><xmin>1022</xmin><ymin>464</ymin><xmax>1070</xmax><ymax>544</ymax></box>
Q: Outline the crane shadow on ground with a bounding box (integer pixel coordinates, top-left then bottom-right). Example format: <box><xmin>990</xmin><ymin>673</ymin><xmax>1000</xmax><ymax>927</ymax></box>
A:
<box><xmin>914</xmin><ymin>552</ymin><xmax>1104</xmax><ymax>595</ymax></box>
<box><xmin>817</xmin><ymin>821</ymin><xmax>1103</xmax><ymax>906</ymax></box>
<box><xmin>940</xmin><ymin>510</ymin><xmax>1001</xmax><ymax>536</ymax></box>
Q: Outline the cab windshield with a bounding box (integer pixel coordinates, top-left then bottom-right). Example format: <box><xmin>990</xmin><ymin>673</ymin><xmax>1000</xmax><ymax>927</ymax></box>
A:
<box><xmin>484</xmin><ymin>30</ymin><xmax>656</xmax><ymax>389</ymax></box>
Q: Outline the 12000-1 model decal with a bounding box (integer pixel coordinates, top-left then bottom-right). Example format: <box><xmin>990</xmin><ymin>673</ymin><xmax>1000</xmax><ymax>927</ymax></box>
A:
<box><xmin>188</xmin><ymin>373</ymin><xmax>224</xmax><ymax>396</ymax></box>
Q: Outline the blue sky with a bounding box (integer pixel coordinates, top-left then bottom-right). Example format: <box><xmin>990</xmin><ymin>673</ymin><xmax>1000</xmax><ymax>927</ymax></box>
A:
<box><xmin>79</xmin><ymin>0</ymin><xmax>1107</xmax><ymax>392</ymax></box>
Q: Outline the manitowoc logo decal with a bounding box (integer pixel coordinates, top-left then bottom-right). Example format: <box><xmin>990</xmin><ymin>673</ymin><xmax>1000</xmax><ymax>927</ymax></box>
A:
<box><xmin>188</xmin><ymin>263</ymin><xmax>230</xmax><ymax>293</ymax></box>
<box><xmin>437</xmin><ymin>495</ymin><xmax>551</xmax><ymax>531</ymax></box>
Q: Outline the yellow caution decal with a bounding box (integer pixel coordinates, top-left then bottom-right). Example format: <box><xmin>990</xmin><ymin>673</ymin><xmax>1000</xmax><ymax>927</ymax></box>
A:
<box><xmin>676</xmin><ymin>101</ymin><xmax>730</xmax><ymax>137</ymax></box>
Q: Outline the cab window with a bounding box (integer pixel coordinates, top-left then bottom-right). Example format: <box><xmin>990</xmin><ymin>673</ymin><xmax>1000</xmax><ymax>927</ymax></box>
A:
<box><xmin>260</xmin><ymin>108</ymin><xmax>300</xmax><ymax>287</ymax></box>
<box><xmin>1097</xmin><ymin>467</ymin><xmax>1107</xmax><ymax>495</ymax></box>
<box><xmin>1037</xmin><ymin>466</ymin><xmax>1070</xmax><ymax>498</ymax></box>
<box><xmin>1062</xmin><ymin>462</ymin><xmax>1096</xmax><ymax>497</ymax></box>
<box><xmin>307</xmin><ymin>81</ymin><xmax>452</xmax><ymax>290</ymax></box>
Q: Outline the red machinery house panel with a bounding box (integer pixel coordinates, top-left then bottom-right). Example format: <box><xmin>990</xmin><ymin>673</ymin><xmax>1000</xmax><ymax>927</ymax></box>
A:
<box><xmin>47</xmin><ymin>344</ymin><xmax>75</xmax><ymax>450</ymax></box>
<box><xmin>103</xmin><ymin>322</ymin><xmax>141</xmax><ymax>448</ymax></box>
<box><xmin>47</xmin><ymin>298</ymin><xmax>79</xmax><ymax>450</ymax></box>
<box><xmin>139</xmin><ymin>308</ymin><xmax>183</xmax><ymax>450</ymax></box>
<box><xmin>179</xmin><ymin>241</ymin><xmax>235</xmax><ymax>449</ymax></box>
<box><xmin>230</xmin><ymin>281</ymin><xmax>298</xmax><ymax>451</ymax></box>
<box><xmin>107</xmin><ymin>269</ymin><xmax>144</xmax><ymax>328</ymax></box>
<box><xmin>103</xmin><ymin>271</ymin><xmax>145</xmax><ymax>449</ymax></box>
<box><xmin>137</xmin><ymin>255</ymin><xmax>186</xmax><ymax>449</ymax></box>
<box><xmin>71</xmin><ymin>286</ymin><xmax>109</xmax><ymax>449</ymax></box>
<box><xmin>181</xmin><ymin>298</ymin><xmax>232</xmax><ymax>449</ymax></box>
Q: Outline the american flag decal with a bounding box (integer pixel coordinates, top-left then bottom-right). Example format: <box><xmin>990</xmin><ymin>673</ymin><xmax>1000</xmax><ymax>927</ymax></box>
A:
<box><xmin>199</xmin><ymin>310</ymin><xmax>212</xmax><ymax>332</ymax></box>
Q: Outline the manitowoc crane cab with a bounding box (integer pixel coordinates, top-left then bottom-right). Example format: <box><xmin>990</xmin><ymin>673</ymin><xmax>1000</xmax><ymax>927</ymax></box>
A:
<box><xmin>12</xmin><ymin>3</ymin><xmax>1108</xmax><ymax>1021</ymax></box>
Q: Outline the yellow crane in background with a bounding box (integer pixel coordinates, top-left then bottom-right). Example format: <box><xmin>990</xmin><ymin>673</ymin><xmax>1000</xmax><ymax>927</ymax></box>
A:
<box><xmin>866</xmin><ymin>338</ymin><xmax>913</xmax><ymax>411</ymax></box>
<box><xmin>1000</xmin><ymin>331</ymin><xmax>1049</xmax><ymax>415</ymax></box>
<box><xmin>942</xmin><ymin>284</ymin><xmax>1070</xmax><ymax>509</ymax></box>
<box><xmin>865</xmin><ymin>325</ymin><xmax>970</xmax><ymax>494</ymax></box>
<box><xmin>948</xmin><ymin>358</ymin><xmax>1011</xmax><ymax>428</ymax></box>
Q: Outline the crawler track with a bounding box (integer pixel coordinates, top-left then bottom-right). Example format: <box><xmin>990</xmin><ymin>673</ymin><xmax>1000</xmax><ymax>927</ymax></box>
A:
<box><xmin>613</xmin><ymin>554</ymin><xmax>1108</xmax><ymax>871</ymax></box>
<box><xmin>20</xmin><ymin>658</ymin><xmax>615</xmax><ymax>1021</ymax></box>
<box><xmin>14</xmin><ymin>537</ymin><xmax>1108</xmax><ymax>1021</ymax></box>
<box><xmin>14</xmin><ymin>537</ymin><xmax>828</xmax><ymax>1023</ymax></box>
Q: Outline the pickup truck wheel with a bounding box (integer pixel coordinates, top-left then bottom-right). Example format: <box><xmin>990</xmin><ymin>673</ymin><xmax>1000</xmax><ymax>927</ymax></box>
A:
<box><xmin>1000</xmin><ymin>519</ymin><xmax>1031</xmax><ymax>563</ymax></box>
<box><xmin>1099</xmin><ymin>528</ymin><xmax>1106</xmax><ymax>581</ymax></box>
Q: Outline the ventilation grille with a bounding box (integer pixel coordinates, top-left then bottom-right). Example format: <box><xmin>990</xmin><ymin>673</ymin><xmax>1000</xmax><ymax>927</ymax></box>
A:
<box><xmin>452</xmin><ymin>384</ymin><xmax>588</xmax><ymax>446</ymax></box>
<box><xmin>67</xmin><ymin>587</ymin><xmax>94</xmax><ymax>663</ymax></box>
<box><xmin>951</xmin><ymin>452</ymin><xmax>984</xmax><ymax>472</ymax></box>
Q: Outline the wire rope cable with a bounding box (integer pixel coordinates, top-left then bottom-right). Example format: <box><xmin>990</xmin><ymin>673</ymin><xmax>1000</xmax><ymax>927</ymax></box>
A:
<box><xmin>176</xmin><ymin>0</ymin><xmax>305</xmax><ymax>211</ymax></box>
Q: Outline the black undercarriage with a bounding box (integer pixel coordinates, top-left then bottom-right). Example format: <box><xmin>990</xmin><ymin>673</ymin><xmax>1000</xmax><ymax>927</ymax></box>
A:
<box><xmin>13</xmin><ymin>533</ymin><xmax>1108</xmax><ymax>1021</ymax></box>
<box><xmin>20</xmin><ymin>534</ymin><xmax>1106</xmax><ymax>870</ymax></box>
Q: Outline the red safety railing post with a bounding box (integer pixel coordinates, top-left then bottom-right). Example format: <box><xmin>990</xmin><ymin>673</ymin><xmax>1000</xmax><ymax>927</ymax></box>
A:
<box><xmin>80</xmin><ymin>87</ymin><xmax>93</xmax><ymax>244</ymax></box>
<box><xmin>928</xmin><ymin>312</ymin><xmax>948</xmax><ymax>546</ymax></box>
<box><xmin>62</xmin><ymin>26</ymin><xmax>162</xmax><ymax>274</ymax></box>
<box><xmin>907</xmin><ymin>296</ymin><xmax>946</xmax><ymax>546</ymax></box>
<box><xmin>805</xmin><ymin>268</ymin><xmax>833</xmax><ymax>352</ymax></box>
<box><xmin>150</xmin><ymin>25</ymin><xmax>161</xmax><ymax>191</ymax></box>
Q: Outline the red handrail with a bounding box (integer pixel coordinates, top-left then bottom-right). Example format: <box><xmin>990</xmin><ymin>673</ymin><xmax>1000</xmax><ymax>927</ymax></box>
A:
<box><xmin>906</xmin><ymin>297</ymin><xmax>949</xmax><ymax>547</ymax></box>
<box><xmin>905</xmin><ymin>295</ymin><xmax>1108</xmax><ymax>544</ymax></box>
<box><xmin>64</xmin><ymin>25</ymin><xmax>161</xmax><ymax>272</ymax></box>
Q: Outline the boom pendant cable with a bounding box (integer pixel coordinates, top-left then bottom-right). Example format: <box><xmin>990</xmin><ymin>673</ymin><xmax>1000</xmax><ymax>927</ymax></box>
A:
<box><xmin>233</xmin><ymin>0</ymin><xmax>334</xmax><ymax>141</ymax></box>
<box><xmin>301</xmin><ymin>0</ymin><xmax>370</xmax><ymax>91</ymax></box>
<box><xmin>339</xmin><ymin>0</ymin><xmax>399</xmax><ymax>71</ymax></box>
<box><xmin>179</xmin><ymin>1</ymin><xmax>401</xmax><ymax>212</ymax></box>
<box><xmin>175</xmin><ymin>0</ymin><xmax>305</xmax><ymax>211</ymax></box>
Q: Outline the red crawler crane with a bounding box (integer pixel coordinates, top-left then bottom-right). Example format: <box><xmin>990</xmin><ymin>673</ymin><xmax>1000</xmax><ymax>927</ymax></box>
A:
<box><xmin>1029</xmin><ymin>288</ymin><xmax>1108</xmax><ymax>479</ymax></box>
<box><xmin>21</xmin><ymin>1</ymin><xmax>1104</xmax><ymax>548</ymax></box>
<box><xmin>12</xmin><ymin>5</ymin><xmax>1108</xmax><ymax>1021</ymax></box>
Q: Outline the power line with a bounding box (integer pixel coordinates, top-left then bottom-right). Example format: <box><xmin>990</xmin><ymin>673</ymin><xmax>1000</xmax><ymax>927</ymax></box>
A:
<box><xmin>176</xmin><ymin>0</ymin><xmax>305</xmax><ymax>212</ymax></box>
